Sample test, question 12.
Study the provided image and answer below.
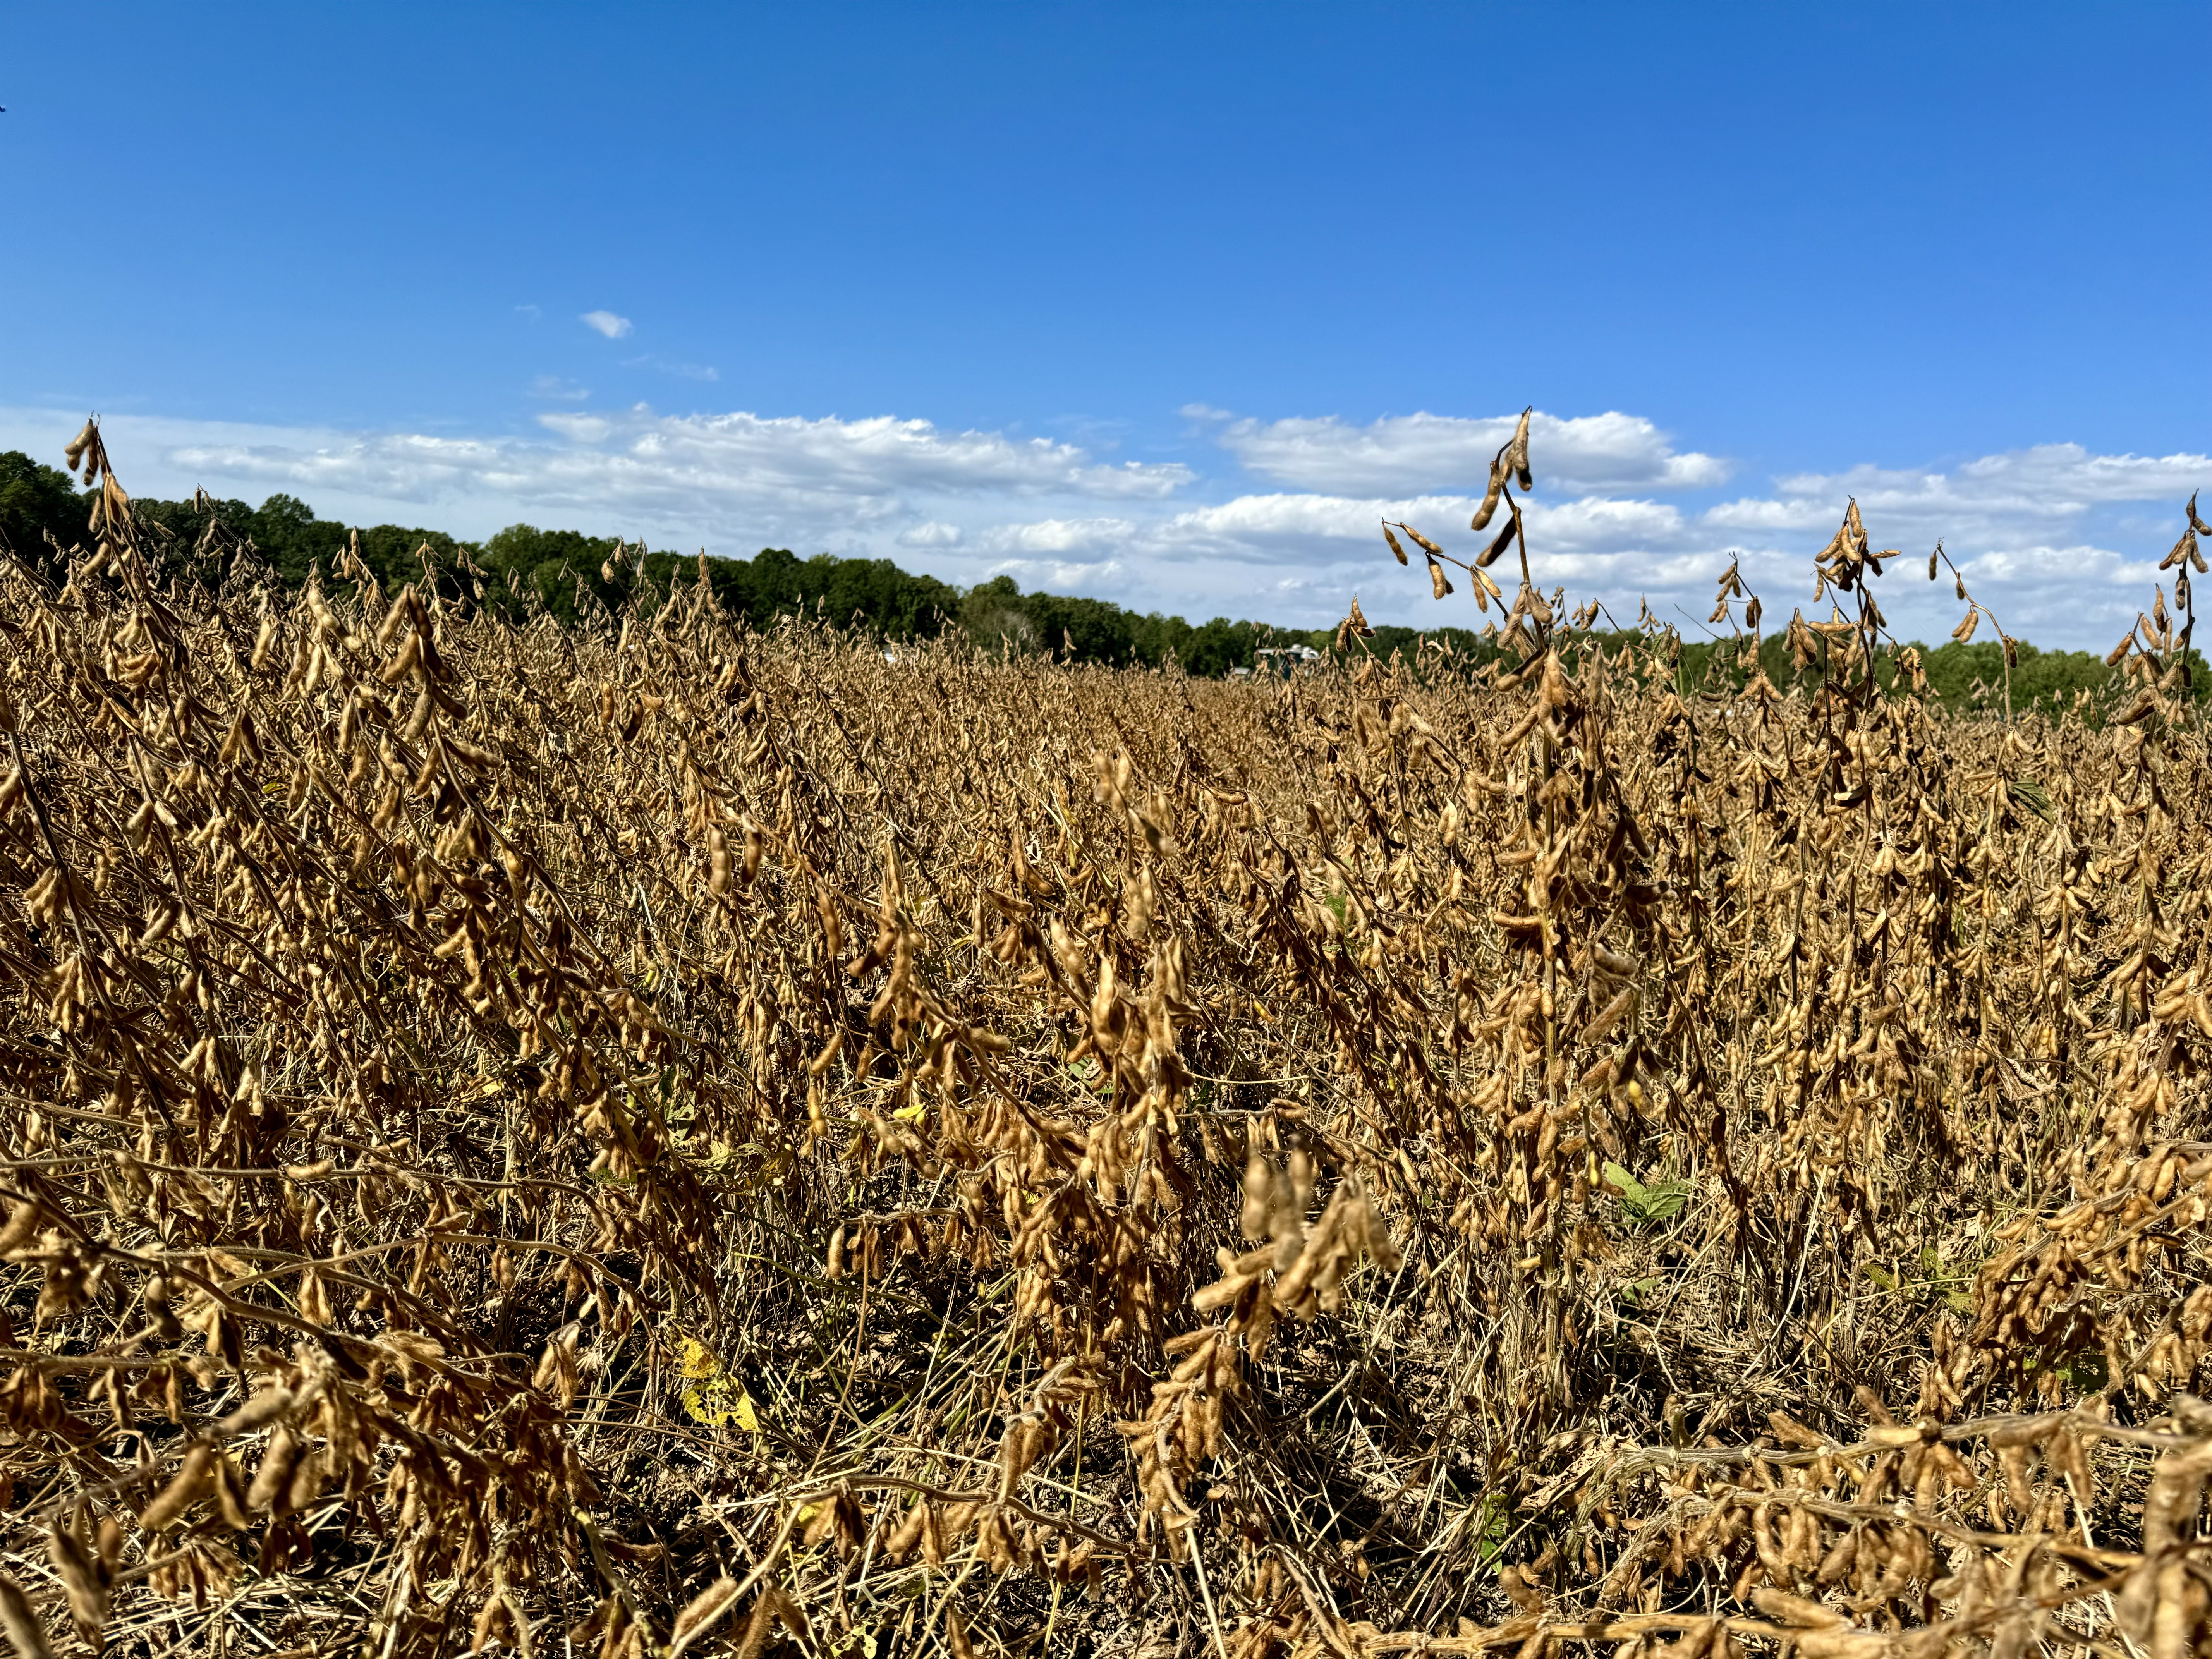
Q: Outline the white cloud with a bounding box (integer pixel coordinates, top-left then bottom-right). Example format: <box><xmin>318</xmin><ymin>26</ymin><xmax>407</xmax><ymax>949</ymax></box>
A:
<box><xmin>580</xmin><ymin>310</ymin><xmax>634</xmax><ymax>339</ymax></box>
<box><xmin>154</xmin><ymin>407</ymin><xmax>1194</xmax><ymax>520</ymax></box>
<box><xmin>528</xmin><ymin>375</ymin><xmax>589</xmax><ymax>402</ymax></box>
<box><xmin>976</xmin><ymin>517</ymin><xmax>1137</xmax><ymax>556</ymax></box>
<box><xmin>625</xmin><ymin>355</ymin><xmax>718</xmax><ymax>382</ymax></box>
<box><xmin>0</xmin><ymin>404</ymin><xmax>1194</xmax><ymax>557</ymax></box>
<box><xmin>1080</xmin><ymin>490</ymin><xmax>1692</xmax><ymax>574</ymax></box>
<box><xmin>1211</xmin><ymin>409</ymin><xmax>1730</xmax><ymax>495</ymax></box>
<box><xmin>954</xmin><ymin>433</ymin><xmax>2207</xmax><ymax>646</ymax></box>
<box><xmin>0</xmin><ymin>400</ymin><xmax>2200</xmax><ymax>651</ymax></box>
<box><xmin>1711</xmin><ymin>443</ymin><xmax>2212</xmax><ymax>545</ymax></box>
<box><xmin>983</xmin><ymin>555</ymin><xmax>1131</xmax><ymax>594</ymax></box>
<box><xmin>898</xmin><ymin>521</ymin><xmax>964</xmax><ymax>548</ymax></box>
<box><xmin>1661</xmin><ymin>443</ymin><xmax>2211</xmax><ymax>647</ymax></box>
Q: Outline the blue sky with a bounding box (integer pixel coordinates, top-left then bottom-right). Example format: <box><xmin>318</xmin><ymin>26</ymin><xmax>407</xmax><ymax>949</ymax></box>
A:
<box><xmin>4</xmin><ymin>2</ymin><xmax>2209</xmax><ymax>646</ymax></box>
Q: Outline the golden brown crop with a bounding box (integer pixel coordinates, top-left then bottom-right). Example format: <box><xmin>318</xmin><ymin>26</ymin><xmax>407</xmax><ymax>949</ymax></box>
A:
<box><xmin>0</xmin><ymin>421</ymin><xmax>2209</xmax><ymax>1657</ymax></box>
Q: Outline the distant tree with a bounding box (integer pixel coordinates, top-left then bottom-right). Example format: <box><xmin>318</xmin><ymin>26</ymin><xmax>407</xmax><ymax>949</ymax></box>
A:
<box><xmin>1022</xmin><ymin>592</ymin><xmax>1144</xmax><ymax>665</ymax></box>
<box><xmin>478</xmin><ymin>524</ymin><xmax>632</xmax><ymax>623</ymax></box>
<box><xmin>1910</xmin><ymin>637</ymin><xmax>2191</xmax><ymax>717</ymax></box>
<box><xmin>1177</xmin><ymin>618</ymin><xmax>1251</xmax><ymax>678</ymax></box>
<box><xmin>0</xmin><ymin>451</ymin><xmax>87</xmax><ymax>572</ymax></box>
<box><xmin>961</xmin><ymin>574</ymin><xmax>1039</xmax><ymax>653</ymax></box>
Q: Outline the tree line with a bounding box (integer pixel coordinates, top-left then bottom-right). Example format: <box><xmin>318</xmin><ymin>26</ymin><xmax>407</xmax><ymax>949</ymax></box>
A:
<box><xmin>0</xmin><ymin>447</ymin><xmax>2156</xmax><ymax>711</ymax></box>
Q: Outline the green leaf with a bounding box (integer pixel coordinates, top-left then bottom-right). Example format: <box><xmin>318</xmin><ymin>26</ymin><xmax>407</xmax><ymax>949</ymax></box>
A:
<box><xmin>2008</xmin><ymin>777</ymin><xmax>2055</xmax><ymax>822</ymax></box>
<box><xmin>1474</xmin><ymin>1492</ymin><xmax>1511</xmax><ymax>1564</ymax></box>
<box><xmin>2064</xmin><ymin>1349</ymin><xmax>2109</xmax><ymax>1393</ymax></box>
<box><xmin>1605</xmin><ymin>1162</ymin><xmax>1688</xmax><ymax>1225</ymax></box>
<box><xmin>1634</xmin><ymin>1183</ymin><xmax>1689</xmax><ymax>1223</ymax></box>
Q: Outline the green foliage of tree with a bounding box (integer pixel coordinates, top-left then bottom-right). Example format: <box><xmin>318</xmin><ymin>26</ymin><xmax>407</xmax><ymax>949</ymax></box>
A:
<box><xmin>955</xmin><ymin>580</ymin><xmax>1313</xmax><ymax>675</ymax></box>
<box><xmin>0</xmin><ymin>452</ymin><xmax>88</xmax><ymax>571</ymax></box>
<box><xmin>1913</xmin><ymin>639</ymin><xmax>2156</xmax><ymax>717</ymax></box>
<box><xmin>475</xmin><ymin>524</ymin><xmax>631</xmax><ymax>625</ymax></box>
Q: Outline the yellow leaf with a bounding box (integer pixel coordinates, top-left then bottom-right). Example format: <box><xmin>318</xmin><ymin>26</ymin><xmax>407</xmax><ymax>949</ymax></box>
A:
<box><xmin>892</xmin><ymin>1103</ymin><xmax>927</xmax><ymax>1123</ymax></box>
<box><xmin>731</xmin><ymin>1391</ymin><xmax>761</xmax><ymax>1434</ymax></box>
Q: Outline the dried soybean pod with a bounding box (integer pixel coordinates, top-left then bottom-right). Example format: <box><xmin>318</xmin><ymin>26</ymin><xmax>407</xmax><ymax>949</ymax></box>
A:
<box><xmin>1507</xmin><ymin>405</ymin><xmax>1533</xmax><ymax>488</ymax></box>
<box><xmin>139</xmin><ymin>1444</ymin><xmax>214</xmax><ymax>1530</ymax></box>
<box><xmin>286</xmin><ymin>1446</ymin><xmax>329</xmax><ymax>1515</ymax></box>
<box><xmin>1814</xmin><ymin>1527</ymin><xmax>1857</xmax><ymax>1587</ymax></box>
<box><xmin>2140</xmin><ymin>1439</ymin><xmax>2212</xmax><ymax>1555</ymax></box>
<box><xmin>0</xmin><ymin>1202</ymin><xmax>41</xmax><ymax>1257</ymax></box>
<box><xmin>213</xmin><ymin>1452</ymin><xmax>254</xmax><ymax>1530</ymax></box>
<box><xmin>248</xmin><ymin>1426</ymin><xmax>304</xmax><ymax>1513</ymax></box>
<box><xmin>1472</xmin><ymin>456</ymin><xmax>1506</xmax><ymax>531</ymax></box>
<box><xmin>216</xmin><ymin>1384</ymin><xmax>294</xmax><ymax>1437</ymax></box>
<box><xmin>668</xmin><ymin>1577</ymin><xmax>740</xmax><ymax>1657</ymax></box>
<box><xmin>1240</xmin><ymin>1152</ymin><xmax>1273</xmax><ymax>1241</ymax></box>
<box><xmin>0</xmin><ymin>1574</ymin><xmax>51</xmax><ymax>1659</ymax></box>
<box><xmin>1475</xmin><ymin>510</ymin><xmax>1519</xmax><ymax>569</ymax></box>
<box><xmin>44</xmin><ymin>1519</ymin><xmax>103</xmax><ymax>1644</ymax></box>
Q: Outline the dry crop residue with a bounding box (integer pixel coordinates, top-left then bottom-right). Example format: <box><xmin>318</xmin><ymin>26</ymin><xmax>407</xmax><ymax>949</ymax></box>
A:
<box><xmin>2</xmin><ymin>418</ymin><xmax>2212</xmax><ymax>1657</ymax></box>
